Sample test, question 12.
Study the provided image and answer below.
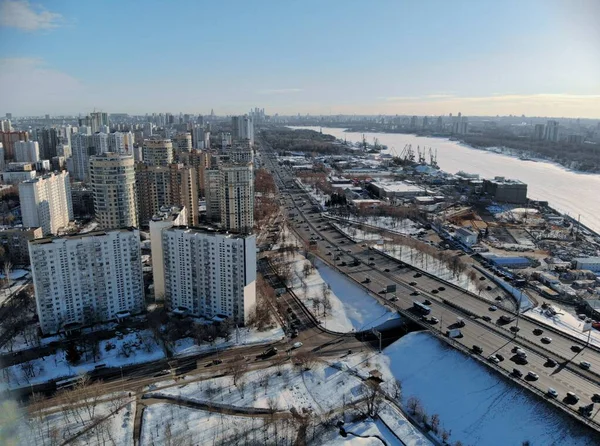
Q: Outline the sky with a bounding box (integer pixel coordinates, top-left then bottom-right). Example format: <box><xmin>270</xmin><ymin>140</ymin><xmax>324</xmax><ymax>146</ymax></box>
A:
<box><xmin>0</xmin><ymin>0</ymin><xmax>599</xmax><ymax>118</ymax></box>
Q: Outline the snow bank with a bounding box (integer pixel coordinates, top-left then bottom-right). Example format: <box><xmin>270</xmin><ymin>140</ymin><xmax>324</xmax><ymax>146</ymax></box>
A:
<box><xmin>372</xmin><ymin>331</ymin><xmax>597</xmax><ymax>446</ymax></box>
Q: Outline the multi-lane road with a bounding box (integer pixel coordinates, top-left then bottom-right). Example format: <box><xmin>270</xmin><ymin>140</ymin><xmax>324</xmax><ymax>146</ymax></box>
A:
<box><xmin>258</xmin><ymin>143</ymin><xmax>600</xmax><ymax>427</ymax></box>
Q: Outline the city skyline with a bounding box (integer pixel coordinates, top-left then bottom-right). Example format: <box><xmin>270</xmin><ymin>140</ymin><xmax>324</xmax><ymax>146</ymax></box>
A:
<box><xmin>0</xmin><ymin>0</ymin><xmax>599</xmax><ymax>118</ymax></box>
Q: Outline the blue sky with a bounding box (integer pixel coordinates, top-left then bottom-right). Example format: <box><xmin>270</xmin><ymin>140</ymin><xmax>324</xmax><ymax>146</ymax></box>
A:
<box><xmin>0</xmin><ymin>0</ymin><xmax>599</xmax><ymax>117</ymax></box>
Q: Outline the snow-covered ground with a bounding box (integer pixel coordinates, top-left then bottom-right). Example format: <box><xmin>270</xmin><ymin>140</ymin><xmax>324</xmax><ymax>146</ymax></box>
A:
<box><xmin>1</xmin><ymin>329</ymin><xmax>165</xmax><ymax>390</ymax></box>
<box><xmin>1</xmin><ymin>323</ymin><xmax>284</xmax><ymax>390</ymax></box>
<box><xmin>147</xmin><ymin>360</ymin><xmax>431</xmax><ymax>446</ymax></box>
<box><xmin>10</xmin><ymin>394</ymin><xmax>135</xmax><ymax>446</ymax></box>
<box><xmin>287</xmin><ymin>248</ymin><xmax>399</xmax><ymax>332</ymax></box>
<box><xmin>141</xmin><ymin>403</ymin><xmax>281</xmax><ymax>446</ymax></box>
<box><xmin>526</xmin><ymin>305</ymin><xmax>600</xmax><ymax>348</ymax></box>
<box><xmin>350</xmin><ymin>331</ymin><xmax>598</xmax><ymax>446</ymax></box>
<box><xmin>173</xmin><ymin>326</ymin><xmax>285</xmax><ymax>357</ymax></box>
<box><xmin>151</xmin><ymin>362</ymin><xmax>365</xmax><ymax>414</ymax></box>
<box><xmin>332</xmin><ymin>222</ymin><xmax>390</xmax><ymax>243</ymax></box>
<box><xmin>332</xmin><ymin>215</ymin><xmax>421</xmax><ymax>237</ymax></box>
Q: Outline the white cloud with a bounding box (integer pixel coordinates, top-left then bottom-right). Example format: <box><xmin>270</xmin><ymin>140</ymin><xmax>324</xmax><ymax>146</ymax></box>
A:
<box><xmin>0</xmin><ymin>58</ymin><xmax>87</xmax><ymax>115</ymax></box>
<box><xmin>258</xmin><ymin>88</ymin><xmax>303</xmax><ymax>95</ymax></box>
<box><xmin>0</xmin><ymin>0</ymin><xmax>62</xmax><ymax>31</ymax></box>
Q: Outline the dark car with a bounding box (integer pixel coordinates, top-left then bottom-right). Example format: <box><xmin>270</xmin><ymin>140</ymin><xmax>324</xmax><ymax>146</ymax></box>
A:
<box><xmin>368</xmin><ymin>262</ymin><xmax>375</xmax><ymax>266</ymax></box>
<box><xmin>472</xmin><ymin>345</ymin><xmax>483</xmax><ymax>354</ymax></box>
<box><xmin>481</xmin><ymin>315</ymin><xmax>492</xmax><ymax>322</ymax></box>
<box><xmin>414</xmin><ymin>273</ymin><xmax>422</xmax><ymax>278</ymax></box>
<box><xmin>384</xmin><ymin>268</ymin><xmax>390</xmax><ymax>272</ymax></box>
<box><xmin>533</xmin><ymin>328</ymin><xmax>543</xmax><ymax>336</ymax></box>
<box><xmin>362</xmin><ymin>277</ymin><xmax>371</xmax><ymax>283</ymax></box>
<box><xmin>571</xmin><ymin>345</ymin><xmax>583</xmax><ymax>353</ymax></box>
<box><xmin>545</xmin><ymin>358</ymin><xmax>557</xmax><ymax>367</ymax></box>
<box><xmin>495</xmin><ymin>353</ymin><xmax>504</xmax><ymax>362</ymax></box>
<box><xmin>423</xmin><ymin>299</ymin><xmax>432</xmax><ymax>305</ymax></box>
<box><xmin>438</xmin><ymin>286</ymin><xmax>445</xmax><ymax>291</ymax></box>
<box><xmin>512</xmin><ymin>368</ymin><xmax>523</xmax><ymax>378</ymax></box>
<box><xmin>369</xmin><ymin>257</ymin><xmax>375</xmax><ymax>260</ymax></box>
<box><xmin>409</xmin><ymin>281</ymin><xmax>417</xmax><ymax>286</ymax></box>
<box><xmin>431</xmin><ymin>289</ymin><xmax>439</xmax><ymax>294</ymax></box>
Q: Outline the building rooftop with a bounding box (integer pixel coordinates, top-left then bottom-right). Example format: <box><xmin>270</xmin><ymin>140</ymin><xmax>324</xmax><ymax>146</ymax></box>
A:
<box><xmin>169</xmin><ymin>225</ymin><xmax>253</xmax><ymax>239</ymax></box>
<box><xmin>574</xmin><ymin>257</ymin><xmax>600</xmax><ymax>263</ymax></box>
<box><xmin>485</xmin><ymin>176</ymin><xmax>525</xmax><ymax>185</ymax></box>
<box><xmin>372</xmin><ymin>181</ymin><xmax>423</xmax><ymax>194</ymax></box>
<box><xmin>30</xmin><ymin>227</ymin><xmax>138</xmax><ymax>245</ymax></box>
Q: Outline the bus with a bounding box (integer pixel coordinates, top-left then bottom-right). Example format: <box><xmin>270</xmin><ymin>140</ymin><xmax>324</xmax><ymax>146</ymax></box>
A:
<box><xmin>412</xmin><ymin>301</ymin><xmax>431</xmax><ymax>315</ymax></box>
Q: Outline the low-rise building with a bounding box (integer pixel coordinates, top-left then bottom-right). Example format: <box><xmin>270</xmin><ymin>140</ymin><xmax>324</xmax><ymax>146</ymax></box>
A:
<box><xmin>482</xmin><ymin>177</ymin><xmax>528</xmax><ymax>204</ymax></box>
<box><xmin>455</xmin><ymin>227</ymin><xmax>478</xmax><ymax>246</ymax></box>
<box><xmin>367</xmin><ymin>180</ymin><xmax>424</xmax><ymax>199</ymax></box>
<box><xmin>573</xmin><ymin>257</ymin><xmax>600</xmax><ymax>273</ymax></box>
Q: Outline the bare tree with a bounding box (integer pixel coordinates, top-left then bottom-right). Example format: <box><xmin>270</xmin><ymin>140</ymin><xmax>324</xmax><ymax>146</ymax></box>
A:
<box><xmin>295</xmin><ymin>350</ymin><xmax>318</xmax><ymax>371</ymax></box>
<box><xmin>362</xmin><ymin>382</ymin><xmax>384</xmax><ymax>417</ymax></box>
<box><xmin>407</xmin><ymin>396</ymin><xmax>421</xmax><ymax>415</ymax></box>
<box><xmin>430</xmin><ymin>413</ymin><xmax>440</xmax><ymax>434</ymax></box>
<box><xmin>3</xmin><ymin>260</ymin><xmax>12</xmax><ymax>288</ymax></box>
<box><xmin>228</xmin><ymin>355</ymin><xmax>248</xmax><ymax>386</ymax></box>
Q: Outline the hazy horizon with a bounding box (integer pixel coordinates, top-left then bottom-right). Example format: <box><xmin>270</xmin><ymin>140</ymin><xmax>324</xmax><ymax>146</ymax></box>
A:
<box><xmin>1</xmin><ymin>0</ymin><xmax>599</xmax><ymax>118</ymax></box>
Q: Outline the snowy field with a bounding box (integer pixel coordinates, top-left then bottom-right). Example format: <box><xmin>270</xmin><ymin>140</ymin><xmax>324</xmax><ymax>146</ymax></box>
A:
<box><xmin>287</xmin><ymin>249</ymin><xmax>399</xmax><ymax>332</ymax></box>
<box><xmin>141</xmin><ymin>403</ymin><xmax>288</xmax><ymax>446</ymax></box>
<box><xmin>151</xmin><ymin>362</ymin><xmax>366</xmax><ymax>414</ymax></box>
<box><xmin>355</xmin><ymin>331</ymin><xmax>599</xmax><ymax>446</ymax></box>
<box><xmin>332</xmin><ymin>222</ymin><xmax>390</xmax><ymax>242</ymax></box>
<box><xmin>526</xmin><ymin>306</ymin><xmax>600</xmax><ymax>348</ymax></box>
<box><xmin>10</xmin><ymin>394</ymin><xmax>135</xmax><ymax>446</ymax></box>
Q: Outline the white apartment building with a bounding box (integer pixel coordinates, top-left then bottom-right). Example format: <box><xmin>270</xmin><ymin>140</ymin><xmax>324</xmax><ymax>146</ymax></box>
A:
<box><xmin>160</xmin><ymin>227</ymin><xmax>256</xmax><ymax>324</ymax></box>
<box><xmin>29</xmin><ymin>228</ymin><xmax>144</xmax><ymax>334</ymax></box>
<box><xmin>19</xmin><ymin>171</ymin><xmax>73</xmax><ymax>235</ymax></box>
<box><xmin>142</xmin><ymin>138</ymin><xmax>174</xmax><ymax>166</ymax></box>
<box><xmin>90</xmin><ymin>153</ymin><xmax>138</xmax><ymax>229</ymax></box>
<box><xmin>149</xmin><ymin>206</ymin><xmax>188</xmax><ymax>300</ymax></box>
<box><xmin>220</xmin><ymin>163</ymin><xmax>254</xmax><ymax>233</ymax></box>
<box><xmin>92</xmin><ymin>132</ymin><xmax>109</xmax><ymax>154</ymax></box>
<box><xmin>71</xmin><ymin>133</ymin><xmax>95</xmax><ymax>182</ymax></box>
<box><xmin>14</xmin><ymin>141</ymin><xmax>41</xmax><ymax>163</ymax></box>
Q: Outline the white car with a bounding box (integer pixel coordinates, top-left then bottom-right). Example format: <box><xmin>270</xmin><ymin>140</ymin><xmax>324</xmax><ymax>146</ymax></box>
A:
<box><xmin>292</xmin><ymin>342</ymin><xmax>303</xmax><ymax>349</ymax></box>
<box><xmin>547</xmin><ymin>388</ymin><xmax>558</xmax><ymax>398</ymax></box>
<box><xmin>489</xmin><ymin>305</ymin><xmax>498</xmax><ymax>311</ymax></box>
<box><xmin>488</xmin><ymin>355</ymin><xmax>500</xmax><ymax>364</ymax></box>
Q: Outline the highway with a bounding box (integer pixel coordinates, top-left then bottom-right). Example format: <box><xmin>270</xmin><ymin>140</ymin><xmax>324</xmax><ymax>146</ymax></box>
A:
<box><xmin>258</xmin><ymin>143</ymin><xmax>600</xmax><ymax>427</ymax></box>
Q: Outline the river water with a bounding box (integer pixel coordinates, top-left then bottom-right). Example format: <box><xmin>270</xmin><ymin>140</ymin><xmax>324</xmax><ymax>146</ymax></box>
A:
<box><xmin>291</xmin><ymin>126</ymin><xmax>600</xmax><ymax>234</ymax></box>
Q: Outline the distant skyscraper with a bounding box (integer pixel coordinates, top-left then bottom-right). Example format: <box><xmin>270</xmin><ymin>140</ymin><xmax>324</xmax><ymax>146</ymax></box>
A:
<box><xmin>172</xmin><ymin>133</ymin><xmax>192</xmax><ymax>159</ymax></box>
<box><xmin>0</xmin><ymin>131</ymin><xmax>29</xmax><ymax>159</ymax></box>
<box><xmin>90</xmin><ymin>153</ymin><xmax>138</xmax><ymax>229</ymax></box>
<box><xmin>70</xmin><ymin>133</ymin><xmax>96</xmax><ymax>182</ymax></box>
<box><xmin>231</xmin><ymin>115</ymin><xmax>254</xmax><ymax>145</ymax></box>
<box><xmin>19</xmin><ymin>171</ymin><xmax>73</xmax><ymax>235</ymax></box>
<box><xmin>0</xmin><ymin>120</ymin><xmax>11</xmax><ymax>132</ymax></box>
<box><xmin>533</xmin><ymin>124</ymin><xmax>545</xmax><ymax>140</ymax></box>
<box><xmin>544</xmin><ymin>120</ymin><xmax>559</xmax><ymax>142</ymax></box>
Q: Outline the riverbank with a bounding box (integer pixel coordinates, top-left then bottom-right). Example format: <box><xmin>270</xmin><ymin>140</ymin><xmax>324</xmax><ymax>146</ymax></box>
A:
<box><xmin>290</xmin><ymin>126</ymin><xmax>600</xmax><ymax>234</ymax></box>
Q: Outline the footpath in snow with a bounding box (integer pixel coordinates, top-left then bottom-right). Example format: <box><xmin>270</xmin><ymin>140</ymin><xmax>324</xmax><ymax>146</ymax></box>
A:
<box><xmin>357</xmin><ymin>331</ymin><xmax>599</xmax><ymax>446</ymax></box>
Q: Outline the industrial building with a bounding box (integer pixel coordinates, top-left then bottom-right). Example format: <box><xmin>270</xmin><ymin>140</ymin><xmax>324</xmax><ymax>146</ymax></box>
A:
<box><xmin>482</xmin><ymin>177</ymin><xmax>528</xmax><ymax>204</ymax></box>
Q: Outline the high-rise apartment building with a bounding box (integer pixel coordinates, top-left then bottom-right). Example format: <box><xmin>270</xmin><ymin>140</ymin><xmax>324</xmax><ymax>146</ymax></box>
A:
<box><xmin>544</xmin><ymin>120</ymin><xmax>559</xmax><ymax>142</ymax></box>
<box><xmin>71</xmin><ymin>132</ymin><xmax>107</xmax><ymax>182</ymax></box>
<box><xmin>29</xmin><ymin>228</ymin><xmax>144</xmax><ymax>334</ymax></box>
<box><xmin>204</xmin><ymin>168</ymin><xmax>221</xmax><ymax>223</ymax></box>
<box><xmin>149</xmin><ymin>206</ymin><xmax>188</xmax><ymax>300</ymax></box>
<box><xmin>192</xmin><ymin>126</ymin><xmax>210</xmax><ymax>149</ymax></box>
<box><xmin>219</xmin><ymin>163</ymin><xmax>254</xmax><ymax>233</ymax></box>
<box><xmin>14</xmin><ymin>141</ymin><xmax>40</xmax><ymax>163</ymax></box>
<box><xmin>34</xmin><ymin>128</ymin><xmax>59</xmax><ymax>159</ymax></box>
<box><xmin>160</xmin><ymin>227</ymin><xmax>256</xmax><ymax>324</ymax></box>
<box><xmin>90</xmin><ymin>153</ymin><xmax>138</xmax><ymax>229</ymax></box>
<box><xmin>231</xmin><ymin>115</ymin><xmax>254</xmax><ymax>145</ymax></box>
<box><xmin>180</xmin><ymin>149</ymin><xmax>212</xmax><ymax>197</ymax></box>
<box><xmin>0</xmin><ymin>131</ymin><xmax>29</xmax><ymax>159</ymax></box>
<box><xmin>142</xmin><ymin>138</ymin><xmax>174</xmax><ymax>166</ymax></box>
<box><xmin>19</xmin><ymin>171</ymin><xmax>73</xmax><ymax>235</ymax></box>
<box><xmin>79</xmin><ymin>112</ymin><xmax>109</xmax><ymax>134</ymax></box>
<box><xmin>0</xmin><ymin>227</ymin><xmax>43</xmax><ymax>263</ymax></box>
<box><xmin>172</xmin><ymin>133</ymin><xmax>192</xmax><ymax>159</ymax></box>
<box><xmin>135</xmin><ymin>163</ymin><xmax>198</xmax><ymax>227</ymax></box>
<box><xmin>107</xmin><ymin>132</ymin><xmax>125</xmax><ymax>153</ymax></box>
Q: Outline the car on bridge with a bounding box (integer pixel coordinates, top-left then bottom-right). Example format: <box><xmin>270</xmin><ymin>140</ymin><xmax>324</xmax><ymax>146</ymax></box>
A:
<box><xmin>579</xmin><ymin>361</ymin><xmax>591</xmax><ymax>370</ymax></box>
<box><xmin>547</xmin><ymin>388</ymin><xmax>558</xmax><ymax>398</ymax></box>
<box><xmin>541</xmin><ymin>336</ymin><xmax>552</xmax><ymax>344</ymax></box>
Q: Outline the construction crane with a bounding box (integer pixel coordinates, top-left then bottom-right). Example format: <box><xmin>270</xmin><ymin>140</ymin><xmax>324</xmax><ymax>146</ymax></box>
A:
<box><xmin>417</xmin><ymin>146</ymin><xmax>426</xmax><ymax>164</ymax></box>
<box><xmin>429</xmin><ymin>148</ymin><xmax>438</xmax><ymax>168</ymax></box>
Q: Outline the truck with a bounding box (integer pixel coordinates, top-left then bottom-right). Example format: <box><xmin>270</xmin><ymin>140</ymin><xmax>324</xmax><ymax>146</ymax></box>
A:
<box><xmin>446</xmin><ymin>329</ymin><xmax>462</xmax><ymax>338</ymax></box>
